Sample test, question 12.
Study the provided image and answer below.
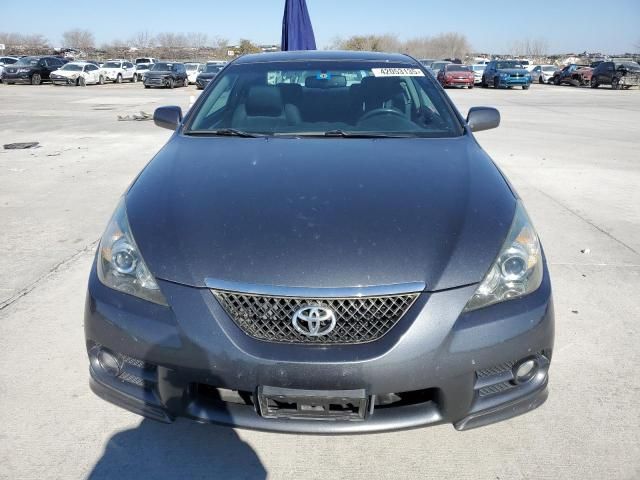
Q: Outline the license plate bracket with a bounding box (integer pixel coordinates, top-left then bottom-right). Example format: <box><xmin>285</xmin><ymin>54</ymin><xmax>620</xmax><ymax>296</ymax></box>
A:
<box><xmin>257</xmin><ymin>386</ymin><xmax>368</xmax><ymax>421</ymax></box>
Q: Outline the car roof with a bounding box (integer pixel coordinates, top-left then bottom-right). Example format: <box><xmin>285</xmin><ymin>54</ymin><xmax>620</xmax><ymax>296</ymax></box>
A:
<box><xmin>233</xmin><ymin>50</ymin><xmax>415</xmax><ymax>65</ymax></box>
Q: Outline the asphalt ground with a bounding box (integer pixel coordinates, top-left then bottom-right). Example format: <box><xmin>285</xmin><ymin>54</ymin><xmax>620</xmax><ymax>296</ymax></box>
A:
<box><xmin>1</xmin><ymin>80</ymin><xmax>639</xmax><ymax>479</ymax></box>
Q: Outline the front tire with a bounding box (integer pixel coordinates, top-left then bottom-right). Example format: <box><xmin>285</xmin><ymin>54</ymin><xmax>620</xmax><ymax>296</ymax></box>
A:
<box><xmin>98</xmin><ymin>75</ymin><xmax>104</xmax><ymax>85</ymax></box>
<box><xmin>115</xmin><ymin>74</ymin><xmax>122</xmax><ymax>84</ymax></box>
<box><xmin>591</xmin><ymin>77</ymin><xmax>599</xmax><ymax>88</ymax></box>
<box><xmin>78</xmin><ymin>76</ymin><xmax>86</xmax><ymax>87</ymax></box>
<box><xmin>130</xmin><ymin>74</ymin><xmax>137</xmax><ymax>83</ymax></box>
<box><xmin>522</xmin><ymin>84</ymin><xmax>530</xmax><ymax>90</ymax></box>
<box><xmin>183</xmin><ymin>77</ymin><xmax>189</xmax><ymax>87</ymax></box>
<box><xmin>144</xmin><ymin>85</ymin><xmax>151</xmax><ymax>89</ymax></box>
<box><xmin>612</xmin><ymin>77</ymin><xmax>621</xmax><ymax>90</ymax></box>
<box><xmin>493</xmin><ymin>77</ymin><xmax>500</xmax><ymax>89</ymax></box>
<box><xmin>31</xmin><ymin>73</ymin><xmax>41</xmax><ymax>85</ymax></box>
<box><xmin>167</xmin><ymin>78</ymin><xmax>174</xmax><ymax>89</ymax></box>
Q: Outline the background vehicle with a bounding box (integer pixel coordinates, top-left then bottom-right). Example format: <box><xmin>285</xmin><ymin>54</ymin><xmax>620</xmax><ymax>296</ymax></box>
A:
<box><xmin>530</xmin><ymin>65</ymin><xmax>557</xmax><ymax>84</ymax></box>
<box><xmin>437</xmin><ymin>64</ymin><xmax>474</xmax><ymax>88</ymax></box>
<box><xmin>195</xmin><ymin>62</ymin><xmax>224</xmax><ymax>89</ymax></box>
<box><xmin>143</xmin><ymin>62</ymin><xmax>188</xmax><ymax>89</ymax></box>
<box><xmin>102</xmin><ymin>60</ymin><xmax>136</xmax><ymax>83</ymax></box>
<box><xmin>471</xmin><ymin>64</ymin><xmax>486</xmax><ymax>84</ymax></box>
<box><xmin>0</xmin><ymin>56</ymin><xmax>19</xmax><ymax>83</ymax></box>
<box><xmin>135</xmin><ymin>57</ymin><xmax>157</xmax><ymax>66</ymax></box>
<box><xmin>134</xmin><ymin>63</ymin><xmax>151</xmax><ymax>82</ymax></box>
<box><xmin>419</xmin><ymin>59</ymin><xmax>436</xmax><ymax>68</ymax></box>
<box><xmin>50</xmin><ymin>61</ymin><xmax>104</xmax><ymax>86</ymax></box>
<box><xmin>430</xmin><ymin>60</ymin><xmax>452</xmax><ymax>76</ymax></box>
<box><xmin>552</xmin><ymin>64</ymin><xmax>589</xmax><ymax>86</ymax></box>
<box><xmin>2</xmin><ymin>56</ymin><xmax>65</xmax><ymax>85</ymax></box>
<box><xmin>482</xmin><ymin>60</ymin><xmax>531</xmax><ymax>89</ymax></box>
<box><xmin>185</xmin><ymin>62</ymin><xmax>204</xmax><ymax>84</ymax></box>
<box><xmin>591</xmin><ymin>61</ymin><xmax>640</xmax><ymax>89</ymax></box>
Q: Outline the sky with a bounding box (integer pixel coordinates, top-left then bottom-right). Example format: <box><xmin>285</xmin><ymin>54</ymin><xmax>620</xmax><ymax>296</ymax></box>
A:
<box><xmin>3</xmin><ymin>0</ymin><xmax>639</xmax><ymax>54</ymax></box>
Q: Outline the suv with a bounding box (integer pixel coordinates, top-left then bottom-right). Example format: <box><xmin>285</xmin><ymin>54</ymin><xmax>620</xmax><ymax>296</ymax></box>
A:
<box><xmin>482</xmin><ymin>60</ymin><xmax>531</xmax><ymax>89</ymax></box>
<box><xmin>102</xmin><ymin>60</ymin><xmax>137</xmax><ymax>83</ymax></box>
<box><xmin>0</xmin><ymin>56</ymin><xmax>19</xmax><ymax>83</ymax></box>
<box><xmin>143</xmin><ymin>62</ymin><xmax>188</xmax><ymax>89</ymax></box>
<box><xmin>591</xmin><ymin>61</ymin><xmax>640</xmax><ymax>89</ymax></box>
<box><xmin>2</xmin><ymin>56</ymin><xmax>66</xmax><ymax>85</ymax></box>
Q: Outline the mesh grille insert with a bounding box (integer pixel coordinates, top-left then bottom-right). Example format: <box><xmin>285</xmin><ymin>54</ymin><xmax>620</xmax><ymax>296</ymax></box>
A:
<box><xmin>213</xmin><ymin>291</ymin><xmax>420</xmax><ymax>344</ymax></box>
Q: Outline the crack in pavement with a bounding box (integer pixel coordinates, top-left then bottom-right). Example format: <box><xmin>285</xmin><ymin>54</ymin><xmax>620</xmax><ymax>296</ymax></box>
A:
<box><xmin>507</xmin><ymin>171</ymin><xmax>640</xmax><ymax>258</ymax></box>
<box><xmin>0</xmin><ymin>240</ymin><xmax>98</xmax><ymax>311</ymax></box>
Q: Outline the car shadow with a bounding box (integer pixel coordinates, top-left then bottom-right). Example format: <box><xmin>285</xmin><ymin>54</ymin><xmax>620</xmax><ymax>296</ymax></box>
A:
<box><xmin>88</xmin><ymin>418</ymin><xmax>266</xmax><ymax>479</ymax></box>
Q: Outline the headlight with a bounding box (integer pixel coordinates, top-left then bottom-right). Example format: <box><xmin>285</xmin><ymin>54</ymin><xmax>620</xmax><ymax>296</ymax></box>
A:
<box><xmin>96</xmin><ymin>198</ymin><xmax>168</xmax><ymax>306</ymax></box>
<box><xmin>464</xmin><ymin>201</ymin><xmax>543</xmax><ymax>312</ymax></box>
<box><xmin>18</xmin><ymin>68</ymin><xmax>31</xmax><ymax>73</ymax></box>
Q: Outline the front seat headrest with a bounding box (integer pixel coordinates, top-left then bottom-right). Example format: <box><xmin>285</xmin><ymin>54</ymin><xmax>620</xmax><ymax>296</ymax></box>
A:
<box><xmin>246</xmin><ymin>86</ymin><xmax>284</xmax><ymax>117</ymax></box>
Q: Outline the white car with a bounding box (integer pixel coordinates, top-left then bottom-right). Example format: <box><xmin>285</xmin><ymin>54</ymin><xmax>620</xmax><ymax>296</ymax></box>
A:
<box><xmin>101</xmin><ymin>59</ymin><xmax>137</xmax><ymax>83</ymax></box>
<box><xmin>530</xmin><ymin>65</ymin><xmax>557</xmax><ymax>84</ymax></box>
<box><xmin>50</xmin><ymin>61</ymin><xmax>105</xmax><ymax>86</ymax></box>
<box><xmin>471</xmin><ymin>64</ymin><xmax>486</xmax><ymax>84</ymax></box>
<box><xmin>0</xmin><ymin>56</ymin><xmax>19</xmax><ymax>83</ymax></box>
<box><xmin>185</xmin><ymin>63</ymin><xmax>204</xmax><ymax>84</ymax></box>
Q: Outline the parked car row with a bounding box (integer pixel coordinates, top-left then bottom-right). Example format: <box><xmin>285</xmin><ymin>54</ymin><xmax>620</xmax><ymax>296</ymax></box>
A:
<box><xmin>0</xmin><ymin>56</ymin><xmax>228</xmax><ymax>89</ymax></box>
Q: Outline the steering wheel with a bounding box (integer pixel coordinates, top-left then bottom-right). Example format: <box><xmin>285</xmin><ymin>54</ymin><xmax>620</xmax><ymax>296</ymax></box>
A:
<box><xmin>359</xmin><ymin>107</ymin><xmax>406</xmax><ymax>122</ymax></box>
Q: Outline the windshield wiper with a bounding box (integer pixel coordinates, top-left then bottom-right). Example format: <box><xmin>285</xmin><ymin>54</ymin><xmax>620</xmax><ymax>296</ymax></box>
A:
<box><xmin>323</xmin><ymin>130</ymin><xmax>414</xmax><ymax>138</ymax></box>
<box><xmin>186</xmin><ymin>128</ymin><xmax>266</xmax><ymax>138</ymax></box>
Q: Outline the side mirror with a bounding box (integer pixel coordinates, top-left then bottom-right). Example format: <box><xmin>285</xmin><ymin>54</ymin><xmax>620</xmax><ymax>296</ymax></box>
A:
<box><xmin>154</xmin><ymin>106</ymin><xmax>183</xmax><ymax>130</ymax></box>
<box><xmin>467</xmin><ymin>107</ymin><xmax>500</xmax><ymax>132</ymax></box>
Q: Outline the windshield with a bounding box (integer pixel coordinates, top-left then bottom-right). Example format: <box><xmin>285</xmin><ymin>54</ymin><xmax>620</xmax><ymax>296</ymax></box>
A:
<box><xmin>447</xmin><ymin>65</ymin><xmax>470</xmax><ymax>72</ymax></box>
<box><xmin>205</xmin><ymin>64</ymin><xmax>222</xmax><ymax>73</ymax></box>
<box><xmin>185</xmin><ymin>64</ymin><xmax>199</xmax><ymax>71</ymax></box>
<box><xmin>543</xmin><ymin>66</ymin><xmax>556</xmax><ymax>72</ymax></box>
<box><xmin>495</xmin><ymin>61</ymin><xmax>524</xmax><ymax>69</ymax></box>
<box><xmin>16</xmin><ymin>57</ymin><xmax>38</xmax><ymax>66</ymax></box>
<box><xmin>152</xmin><ymin>62</ymin><xmax>174</xmax><ymax>71</ymax></box>
<box><xmin>187</xmin><ymin>61</ymin><xmax>462</xmax><ymax>138</ymax></box>
<box><xmin>61</xmin><ymin>64</ymin><xmax>83</xmax><ymax>71</ymax></box>
<box><xmin>618</xmin><ymin>62</ymin><xmax>640</xmax><ymax>70</ymax></box>
<box><xmin>136</xmin><ymin>58</ymin><xmax>151</xmax><ymax>64</ymax></box>
<box><xmin>431</xmin><ymin>62</ymin><xmax>450</xmax><ymax>70</ymax></box>
<box><xmin>103</xmin><ymin>62</ymin><xmax>121</xmax><ymax>68</ymax></box>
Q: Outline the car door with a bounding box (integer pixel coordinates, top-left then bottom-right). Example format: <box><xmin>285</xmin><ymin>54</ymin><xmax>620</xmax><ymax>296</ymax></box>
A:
<box><xmin>601</xmin><ymin>62</ymin><xmax>614</xmax><ymax>83</ymax></box>
<box><xmin>122</xmin><ymin>62</ymin><xmax>133</xmax><ymax>79</ymax></box>
<box><xmin>85</xmin><ymin>64</ymin><xmax>97</xmax><ymax>83</ymax></box>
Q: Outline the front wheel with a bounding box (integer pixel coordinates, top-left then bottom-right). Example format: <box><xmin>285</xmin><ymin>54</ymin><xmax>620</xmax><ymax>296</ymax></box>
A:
<box><xmin>522</xmin><ymin>84</ymin><xmax>530</xmax><ymax>90</ymax></box>
<box><xmin>98</xmin><ymin>75</ymin><xmax>104</xmax><ymax>85</ymax></box>
<box><xmin>144</xmin><ymin>85</ymin><xmax>151</xmax><ymax>89</ymax></box>
<box><xmin>493</xmin><ymin>77</ymin><xmax>500</xmax><ymax>89</ymax></box>
<box><xmin>31</xmin><ymin>73</ymin><xmax>41</xmax><ymax>85</ymax></box>
<box><xmin>612</xmin><ymin>77</ymin><xmax>621</xmax><ymax>90</ymax></box>
<box><xmin>591</xmin><ymin>77</ymin><xmax>599</xmax><ymax>88</ymax></box>
<box><xmin>78</xmin><ymin>76</ymin><xmax>86</xmax><ymax>87</ymax></box>
<box><xmin>183</xmin><ymin>77</ymin><xmax>189</xmax><ymax>87</ymax></box>
<box><xmin>130</xmin><ymin>74</ymin><xmax>137</xmax><ymax>83</ymax></box>
<box><xmin>115</xmin><ymin>74</ymin><xmax>122</xmax><ymax>84</ymax></box>
<box><xmin>167</xmin><ymin>78</ymin><xmax>174</xmax><ymax>89</ymax></box>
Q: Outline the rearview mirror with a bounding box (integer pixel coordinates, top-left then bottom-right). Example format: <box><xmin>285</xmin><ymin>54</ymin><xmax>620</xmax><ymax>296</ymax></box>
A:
<box><xmin>466</xmin><ymin>107</ymin><xmax>500</xmax><ymax>132</ymax></box>
<box><xmin>154</xmin><ymin>106</ymin><xmax>183</xmax><ymax>130</ymax></box>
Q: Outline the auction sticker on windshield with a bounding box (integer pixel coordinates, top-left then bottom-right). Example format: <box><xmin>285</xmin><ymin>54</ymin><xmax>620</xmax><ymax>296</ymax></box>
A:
<box><xmin>372</xmin><ymin>68</ymin><xmax>425</xmax><ymax>77</ymax></box>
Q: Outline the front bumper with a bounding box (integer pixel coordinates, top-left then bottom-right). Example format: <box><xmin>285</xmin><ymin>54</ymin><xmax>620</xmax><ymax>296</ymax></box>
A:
<box><xmin>443</xmin><ymin>78</ymin><xmax>473</xmax><ymax>87</ymax></box>
<box><xmin>51</xmin><ymin>76</ymin><xmax>76</xmax><ymax>85</ymax></box>
<box><xmin>85</xmin><ymin>260</ymin><xmax>554</xmax><ymax>433</ymax></box>
<box><xmin>497</xmin><ymin>77</ymin><xmax>531</xmax><ymax>87</ymax></box>
<box><xmin>2</xmin><ymin>72</ymin><xmax>32</xmax><ymax>83</ymax></box>
<box><xmin>144</xmin><ymin>76</ymin><xmax>170</xmax><ymax>87</ymax></box>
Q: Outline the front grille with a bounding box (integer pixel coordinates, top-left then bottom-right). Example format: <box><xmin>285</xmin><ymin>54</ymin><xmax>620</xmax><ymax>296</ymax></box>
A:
<box><xmin>213</xmin><ymin>290</ymin><xmax>420</xmax><ymax>344</ymax></box>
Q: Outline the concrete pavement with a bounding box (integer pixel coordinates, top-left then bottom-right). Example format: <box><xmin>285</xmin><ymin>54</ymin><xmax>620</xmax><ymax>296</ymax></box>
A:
<box><xmin>0</xmin><ymin>82</ymin><xmax>638</xmax><ymax>479</ymax></box>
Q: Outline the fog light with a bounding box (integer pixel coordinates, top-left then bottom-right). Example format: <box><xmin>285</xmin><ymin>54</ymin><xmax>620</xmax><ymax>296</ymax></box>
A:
<box><xmin>96</xmin><ymin>348</ymin><xmax>122</xmax><ymax>377</ymax></box>
<box><xmin>513</xmin><ymin>358</ymin><xmax>538</xmax><ymax>384</ymax></box>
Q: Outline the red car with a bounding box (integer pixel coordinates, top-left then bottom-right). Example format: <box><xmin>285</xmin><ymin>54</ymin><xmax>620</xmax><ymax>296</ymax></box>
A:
<box><xmin>437</xmin><ymin>64</ymin><xmax>474</xmax><ymax>88</ymax></box>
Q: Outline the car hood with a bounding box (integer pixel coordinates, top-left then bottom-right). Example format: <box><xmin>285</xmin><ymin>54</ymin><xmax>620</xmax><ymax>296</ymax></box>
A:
<box><xmin>52</xmin><ymin>69</ymin><xmax>80</xmax><ymax>78</ymax></box>
<box><xmin>125</xmin><ymin>135</ymin><xmax>516</xmax><ymax>291</ymax></box>
<box><xmin>497</xmin><ymin>68</ymin><xmax>528</xmax><ymax>75</ymax></box>
<box><xmin>146</xmin><ymin>70</ymin><xmax>172</xmax><ymax>76</ymax></box>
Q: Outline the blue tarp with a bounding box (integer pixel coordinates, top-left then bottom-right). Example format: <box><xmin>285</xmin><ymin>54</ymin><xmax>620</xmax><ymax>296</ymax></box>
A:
<box><xmin>281</xmin><ymin>0</ymin><xmax>317</xmax><ymax>51</ymax></box>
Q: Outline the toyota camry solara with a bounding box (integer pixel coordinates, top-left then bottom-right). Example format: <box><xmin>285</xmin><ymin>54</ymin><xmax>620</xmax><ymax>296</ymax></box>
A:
<box><xmin>85</xmin><ymin>51</ymin><xmax>554</xmax><ymax>433</ymax></box>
